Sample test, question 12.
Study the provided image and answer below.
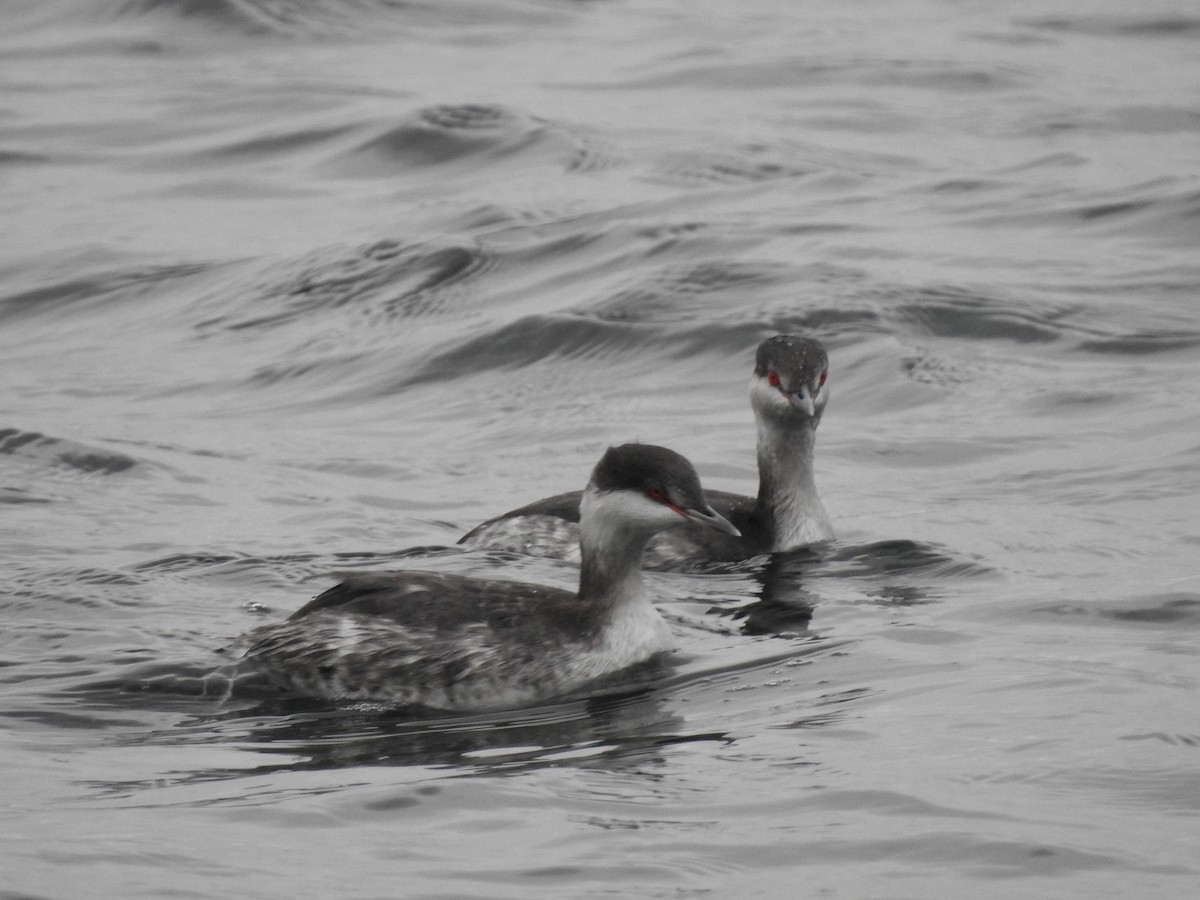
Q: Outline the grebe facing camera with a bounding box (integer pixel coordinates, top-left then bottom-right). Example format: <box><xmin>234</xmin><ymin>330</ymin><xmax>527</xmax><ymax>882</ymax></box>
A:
<box><xmin>239</xmin><ymin>443</ymin><xmax>738</xmax><ymax>711</ymax></box>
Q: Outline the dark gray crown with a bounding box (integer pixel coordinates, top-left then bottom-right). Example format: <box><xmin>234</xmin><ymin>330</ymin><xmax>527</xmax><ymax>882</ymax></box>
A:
<box><xmin>753</xmin><ymin>335</ymin><xmax>828</xmax><ymax>390</ymax></box>
<box><xmin>591</xmin><ymin>443</ymin><xmax>707</xmax><ymax>509</ymax></box>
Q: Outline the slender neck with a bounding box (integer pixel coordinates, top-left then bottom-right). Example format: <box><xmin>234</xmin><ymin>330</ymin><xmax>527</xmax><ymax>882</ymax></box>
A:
<box><xmin>577</xmin><ymin>491</ymin><xmax>652</xmax><ymax>608</ymax></box>
<box><xmin>753</xmin><ymin>417</ymin><xmax>831</xmax><ymax>549</ymax></box>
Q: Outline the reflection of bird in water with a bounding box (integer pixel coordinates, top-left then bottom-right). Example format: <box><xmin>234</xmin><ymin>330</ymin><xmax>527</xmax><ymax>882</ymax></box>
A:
<box><xmin>716</xmin><ymin>551</ymin><xmax>819</xmax><ymax>636</ymax></box>
<box><xmin>460</xmin><ymin>335</ymin><xmax>834</xmax><ymax>569</ymax></box>
<box><xmin>205</xmin><ymin>683</ymin><xmax>709</xmax><ymax>774</ymax></box>
<box><xmin>710</xmin><ymin>539</ymin><xmax>996</xmax><ymax>636</ymax></box>
<box><xmin>238</xmin><ymin>444</ymin><xmax>738</xmax><ymax>711</ymax></box>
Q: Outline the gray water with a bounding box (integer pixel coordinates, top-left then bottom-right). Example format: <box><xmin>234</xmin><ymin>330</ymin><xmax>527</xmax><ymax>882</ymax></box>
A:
<box><xmin>3</xmin><ymin>1</ymin><xmax>1199</xmax><ymax>897</ymax></box>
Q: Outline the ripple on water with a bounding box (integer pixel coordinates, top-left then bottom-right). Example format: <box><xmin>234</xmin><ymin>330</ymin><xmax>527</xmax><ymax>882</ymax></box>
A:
<box><xmin>886</xmin><ymin>285</ymin><xmax>1071</xmax><ymax>344</ymax></box>
<box><xmin>0</xmin><ymin>427</ymin><xmax>138</xmax><ymax>476</ymax></box>
<box><xmin>324</xmin><ymin>104</ymin><xmax>614</xmax><ymax>181</ymax></box>
<box><xmin>965</xmin><ymin>178</ymin><xmax>1200</xmax><ymax>249</ymax></box>
<box><xmin>646</xmin><ymin>147</ymin><xmax>817</xmax><ymax>188</ymax></box>
<box><xmin>0</xmin><ymin>261</ymin><xmax>212</xmax><ymax>325</ymax></box>
<box><xmin>614</xmin><ymin>55</ymin><xmax>1034</xmax><ymax>94</ymax></box>
<box><xmin>194</xmin><ymin>237</ymin><xmax>492</xmax><ymax>335</ymax></box>
<box><xmin>1019</xmin><ymin>14</ymin><xmax>1200</xmax><ymax>39</ymax></box>
<box><xmin>114</xmin><ymin>0</ymin><xmax>578</xmax><ymax>38</ymax></box>
<box><xmin>1037</xmin><ymin>593</ymin><xmax>1200</xmax><ymax>627</ymax></box>
<box><xmin>590</xmin><ymin>259</ymin><xmax>799</xmax><ymax>323</ymax></box>
<box><xmin>1076</xmin><ymin>330</ymin><xmax>1200</xmax><ymax>355</ymax></box>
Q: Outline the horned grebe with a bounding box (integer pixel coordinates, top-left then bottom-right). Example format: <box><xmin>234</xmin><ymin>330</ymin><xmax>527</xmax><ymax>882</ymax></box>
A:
<box><xmin>238</xmin><ymin>443</ymin><xmax>738</xmax><ymax>711</ymax></box>
<box><xmin>459</xmin><ymin>335</ymin><xmax>833</xmax><ymax>567</ymax></box>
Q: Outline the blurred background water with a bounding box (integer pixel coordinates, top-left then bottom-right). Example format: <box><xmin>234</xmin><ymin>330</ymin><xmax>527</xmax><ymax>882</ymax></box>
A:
<box><xmin>2</xmin><ymin>0</ymin><xmax>1199</xmax><ymax>897</ymax></box>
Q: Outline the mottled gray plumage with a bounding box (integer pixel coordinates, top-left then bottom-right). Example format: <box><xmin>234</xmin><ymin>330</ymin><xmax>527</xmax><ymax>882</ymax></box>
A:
<box><xmin>459</xmin><ymin>335</ymin><xmax>833</xmax><ymax>567</ymax></box>
<box><xmin>240</xmin><ymin>443</ymin><xmax>738</xmax><ymax>710</ymax></box>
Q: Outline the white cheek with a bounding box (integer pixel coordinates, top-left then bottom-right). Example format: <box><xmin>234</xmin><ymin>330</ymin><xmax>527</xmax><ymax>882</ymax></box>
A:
<box><xmin>750</xmin><ymin>377</ymin><xmax>793</xmax><ymax>415</ymax></box>
<box><xmin>582</xmin><ymin>489</ymin><xmax>683</xmax><ymax>536</ymax></box>
<box><xmin>815</xmin><ymin>382</ymin><xmax>830</xmax><ymax>411</ymax></box>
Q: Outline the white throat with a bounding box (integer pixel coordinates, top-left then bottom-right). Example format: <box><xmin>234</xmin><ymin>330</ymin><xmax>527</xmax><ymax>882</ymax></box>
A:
<box><xmin>578</xmin><ymin>488</ymin><xmax>670</xmax><ymax>605</ymax></box>
<box><xmin>577</xmin><ymin>488</ymin><xmax>674</xmax><ymax>656</ymax></box>
<box><xmin>754</xmin><ymin>412</ymin><xmax>833</xmax><ymax>550</ymax></box>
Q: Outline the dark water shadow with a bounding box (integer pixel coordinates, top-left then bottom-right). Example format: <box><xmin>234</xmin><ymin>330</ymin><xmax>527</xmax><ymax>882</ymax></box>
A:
<box><xmin>0</xmin><ymin>426</ymin><xmax>138</xmax><ymax>475</ymax></box>
<box><xmin>113</xmin><ymin>0</ymin><xmax>582</xmax><ymax>39</ymax></box>
<box><xmin>66</xmin><ymin>659</ymin><xmax>716</xmax><ymax>788</ymax></box>
<box><xmin>700</xmin><ymin>538</ymin><xmax>996</xmax><ymax>636</ymax></box>
<box><xmin>64</xmin><ymin>628</ymin><xmax>844</xmax><ymax>789</ymax></box>
<box><xmin>1032</xmin><ymin>592</ymin><xmax>1200</xmax><ymax>627</ymax></box>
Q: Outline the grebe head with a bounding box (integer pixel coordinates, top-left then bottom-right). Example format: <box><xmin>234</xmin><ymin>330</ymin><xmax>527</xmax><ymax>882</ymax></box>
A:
<box><xmin>750</xmin><ymin>335</ymin><xmax>829</xmax><ymax>427</ymax></box>
<box><xmin>584</xmin><ymin>443</ymin><xmax>740</xmax><ymax>538</ymax></box>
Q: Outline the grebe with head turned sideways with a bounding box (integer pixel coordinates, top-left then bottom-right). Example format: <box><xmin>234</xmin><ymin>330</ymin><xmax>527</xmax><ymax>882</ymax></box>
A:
<box><xmin>239</xmin><ymin>443</ymin><xmax>738</xmax><ymax>711</ymax></box>
<box><xmin>459</xmin><ymin>335</ymin><xmax>833</xmax><ymax>568</ymax></box>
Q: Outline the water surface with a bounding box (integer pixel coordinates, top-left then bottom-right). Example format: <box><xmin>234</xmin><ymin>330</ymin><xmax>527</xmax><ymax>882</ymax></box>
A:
<box><xmin>3</xmin><ymin>1</ymin><xmax>1199</xmax><ymax>897</ymax></box>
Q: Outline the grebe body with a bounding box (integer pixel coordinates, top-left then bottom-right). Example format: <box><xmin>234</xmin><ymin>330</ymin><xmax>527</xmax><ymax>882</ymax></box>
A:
<box><xmin>241</xmin><ymin>444</ymin><xmax>738</xmax><ymax>710</ymax></box>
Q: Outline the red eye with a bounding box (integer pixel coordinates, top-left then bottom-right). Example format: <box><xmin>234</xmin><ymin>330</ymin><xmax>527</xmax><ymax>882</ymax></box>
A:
<box><xmin>645</xmin><ymin>486</ymin><xmax>666</xmax><ymax>502</ymax></box>
<box><xmin>767</xmin><ymin>370</ymin><xmax>781</xmax><ymax>388</ymax></box>
<box><xmin>818</xmin><ymin>370</ymin><xmax>827</xmax><ymax>387</ymax></box>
